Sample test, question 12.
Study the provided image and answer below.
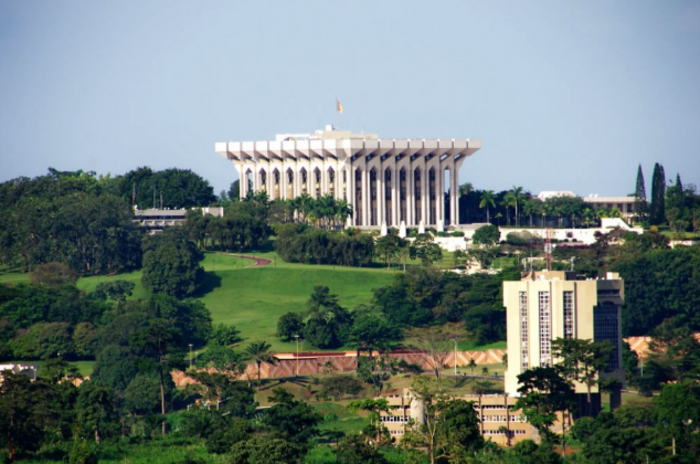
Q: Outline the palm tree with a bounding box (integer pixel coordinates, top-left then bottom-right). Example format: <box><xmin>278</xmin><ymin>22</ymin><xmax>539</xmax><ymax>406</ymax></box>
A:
<box><xmin>479</xmin><ymin>190</ymin><xmax>496</xmax><ymax>223</ymax></box>
<box><xmin>509</xmin><ymin>186</ymin><xmax>525</xmax><ymax>226</ymax></box>
<box><xmin>336</xmin><ymin>198</ymin><xmax>353</xmax><ymax>228</ymax></box>
<box><xmin>502</xmin><ymin>192</ymin><xmax>516</xmax><ymax>226</ymax></box>
<box><xmin>244</xmin><ymin>341</ymin><xmax>276</xmax><ymax>386</ymax></box>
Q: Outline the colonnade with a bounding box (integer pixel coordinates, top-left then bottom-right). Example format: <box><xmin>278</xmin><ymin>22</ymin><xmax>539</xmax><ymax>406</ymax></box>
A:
<box><xmin>215</xmin><ymin>129</ymin><xmax>481</xmax><ymax>228</ymax></box>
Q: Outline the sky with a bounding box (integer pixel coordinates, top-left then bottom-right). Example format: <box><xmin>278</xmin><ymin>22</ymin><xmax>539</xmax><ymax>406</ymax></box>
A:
<box><xmin>2</xmin><ymin>1</ymin><xmax>699</xmax><ymax>198</ymax></box>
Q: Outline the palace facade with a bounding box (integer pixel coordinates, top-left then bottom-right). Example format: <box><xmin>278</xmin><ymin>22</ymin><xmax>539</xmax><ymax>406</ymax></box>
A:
<box><xmin>215</xmin><ymin>126</ymin><xmax>481</xmax><ymax>227</ymax></box>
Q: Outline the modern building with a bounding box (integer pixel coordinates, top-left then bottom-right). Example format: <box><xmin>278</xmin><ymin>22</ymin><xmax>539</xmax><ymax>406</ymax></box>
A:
<box><xmin>378</xmin><ymin>389</ymin><xmax>535</xmax><ymax>446</ymax></box>
<box><xmin>503</xmin><ymin>271</ymin><xmax>625</xmax><ymax>413</ymax></box>
<box><xmin>215</xmin><ymin>126</ymin><xmax>481</xmax><ymax>228</ymax></box>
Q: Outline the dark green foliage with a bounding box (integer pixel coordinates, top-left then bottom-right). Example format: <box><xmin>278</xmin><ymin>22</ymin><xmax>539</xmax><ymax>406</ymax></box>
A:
<box><xmin>276</xmin><ymin>312</ymin><xmax>305</xmax><ymax>342</ymax></box>
<box><xmin>633</xmin><ymin>164</ymin><xmax>648</xmax><ymax>222</ymax></box>
<box><xmin>141</xmin><ymin>227</ymin><xmax>205</xmax><ymax>298</ymax></box>
<box><xmin>336</xmin><ymin>433</ymin><xmax>388</xmax><ymax>464</ymax></box>
<box><xmin>203</xmin><ymin>200</ymin><xmax>270</xmax><ymax>252</ymax></box>
<box><xmin>275</xmin><ymin>223</ymin><xmax>373</xmax><ymax>266</ymax></box>
<box><xmin>229</xmin><ymin>433</ymin><xmax>306</xmax><ymax>464</ymax></box>
<box><xmin>349</xmin><ymin>310</ymin><xmax>403</xmax><ymax>359</ymax></box>
<box><xmin>515</xmin><ymin>367</ymin><xmax>575</xmax><ymax>442</ymax></box>
<box><xmin>615</xmin><ymin>245</ymin><xmax>700</xmax><ymax>335</ymax></box>
<box><xmin>438</xmin><ymin>399</ymin><xmax>484</xmax><ymax>453</ymax></box>
<box><xmin>119</xmin><ymin>166</ymin><xmax>216</xmax><ymax>209</ymax></box>
<box><xmin>0</xmin><ymin>170</ymin><xmax>142</xmax><ymax>274</ymax></box>
<box><xmin>9</xmin><ymin>321</ymin><xmax>74</xmax><ymax>359</ymax></box>
<box><xmin>472</xmin><ymin>224</ymin><xmax>500</xmax><ymax>247</ymax></box>
<box><xmin>303</xmin><ymin>286</ymin><xmax>353</xmax><ymax>349</ymax></box>
<box><xmin>262</xmin><ymin>388</ymin><xmax>322</xmax><ymax>447</ymax></box>
<box><xmin>123</xmin><ymin>372</ymin><xmax>172</xmax><ymax>415</ymax></box>
<box><xmin>0</xmin><ymin>371</ymin><xmax>45</xmax><ymax>462</ymax></box>
<box><xmin>90</xmin><ymin>280</ymin><xmax>135</xmax><ymax>306</ymax></box>
<box><xmin>91</xmin><ymin>345</ymin><xmax>139</xmax><ymax>392</ymax></box>
<box><xmin>649</xmin><ymin>162</ymin><xmax>666</xmax><ymax>225</ymax></box>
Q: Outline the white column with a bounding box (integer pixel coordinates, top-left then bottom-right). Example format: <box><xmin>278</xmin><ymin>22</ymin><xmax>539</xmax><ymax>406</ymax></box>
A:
<box><xmin>436</xmin><ymin>165</ymin><xmax>444</xmax><ymax>227</ymax></box>
<box><xmin>406</xmin><ymin>167</ymin><xmax>414</xmax><ymax>226</ymax></box>
<box><xmin>391</xmin><ymin>167</ymin><xmax>398</xmax><ymax>227</ymax></box>
<box><xmin>377</xmin><ymin>168</ymin><xmax>384</xmax><ymax>226</ymax></box>
<box><xmin>421</xmin><ymin>165</ymin><xmax>428</xmax><ymax>225</ymax></box>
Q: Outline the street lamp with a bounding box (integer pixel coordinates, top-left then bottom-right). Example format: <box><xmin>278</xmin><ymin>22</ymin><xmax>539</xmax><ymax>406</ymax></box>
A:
<box><xmin>188</xmin><ymin>343</ymin><xmax>194</xmax><ymax>369</ymax></box>
<box><xmin>294</xmin><ymin>334</ymin><xmax>300</xmax><ymax>376</ymax></box>
<box><xmin>451</xmin><ymin>339</ymin><xmax>458</xmax><ymax>375</ymax></box>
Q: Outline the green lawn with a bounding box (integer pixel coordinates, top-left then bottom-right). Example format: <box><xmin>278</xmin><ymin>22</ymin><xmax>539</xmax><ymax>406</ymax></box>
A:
<box><xmin>198</xmin><ymin>256</ymin><xmax>395</xmax><ymax>351</ymax></box>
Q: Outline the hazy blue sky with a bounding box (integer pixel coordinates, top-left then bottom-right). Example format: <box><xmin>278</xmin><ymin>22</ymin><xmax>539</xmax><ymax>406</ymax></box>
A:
<box><xmin>2</xmin><ymin>1</ymin><xmax>699</xmax><ymax>198</ymax></box>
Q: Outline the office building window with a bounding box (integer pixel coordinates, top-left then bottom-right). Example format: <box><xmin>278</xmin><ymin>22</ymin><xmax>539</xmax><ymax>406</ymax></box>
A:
<box><xmin>563</xmin><ymin>291</ymin><xmax>574</xmax><ymax>339</ymax></box>
<box><xmin>519</xmin><ymin>291</ymin><xmax>528</xmax><ymax>371</ymax></box>
<box><xmin>539</xmin><ymin>291</ymin><xmax>551</xmax><ymax>366</ymax></box>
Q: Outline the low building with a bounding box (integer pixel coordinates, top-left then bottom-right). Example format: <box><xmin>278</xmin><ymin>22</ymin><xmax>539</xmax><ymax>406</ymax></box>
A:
<box><xmin>378</xmin><ymin>389</ymin><xmax>535</xmax><ymax>446</ymax></box>
<box><xmin>582</xmin><ymin>195</ymin><xmax>636</xmax><ymax>222</ymax></box>
<box><xmin>133</xmin><ymin>207</ymin><xmax>224</xmax><ymax>233</ymax></box>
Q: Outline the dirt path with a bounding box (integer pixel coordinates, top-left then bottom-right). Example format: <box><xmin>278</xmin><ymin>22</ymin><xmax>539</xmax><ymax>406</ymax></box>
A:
<box><xmin>218</xmin><ymin>253</ymin><xmax>272</xmax><ymax>267</ymax></box>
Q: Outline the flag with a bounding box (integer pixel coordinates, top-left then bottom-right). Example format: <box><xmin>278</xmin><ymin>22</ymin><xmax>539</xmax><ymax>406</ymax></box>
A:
<box><xmin>336</xmin><ymin>99</ymin><xmax>343</xmax><ymax>113</ymax></box>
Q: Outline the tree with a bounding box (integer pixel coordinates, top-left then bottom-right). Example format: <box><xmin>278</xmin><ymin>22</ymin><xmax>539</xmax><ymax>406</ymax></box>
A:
<box><xmin>656</xmin><ymin>380</ymin><xmax>700</xmax><ymax>453</ymax></box>
<box><xmin>262</xmin><ymin>388</ymin><xmax>322</xmax><ymax>447</ymax></box>
<box><xmin>551</xmin><ymin>338</ymin><xmax>614</xmax><ymax>416</ymax></box>
<box><xmin>633</xmin><ymin>164</ymin><xmax>649</xmax><ymax>223</ymax></box>
<box><xmin>303</xmin><ymin>286</ymin><xmax>353</xmax><ymax>349</ymax></box>
<box><xmin>409</xmin><ymin>234</ymin><xmax>443</xmax><ymax>266</ymax></box>
<box><xmin>479</xmin><ymin>190</ymin><xmax>496</xmax><ymax>223</ymax></box>
<box><xmin>0</xmin><ymin>371</ymin><xmax>47</xmax><ymax>462</ymax></box>
<box><xmin>515</xmin><ymin>366</ymin><xmax>575</xmax><ymax>442</ymax></box>
<box><xmin>472</xmin><ymin>224</ymin><xmax>500</xmax><ymax>247</ymax></box>
<box><xmin>348</xmin><ymin>310</ymin><xmax>403</xmax><ymax>363</ymax></box>
<box><xmin>650</xmin><ymin>162</ymin><xmax>666</xmax><ymax>225</ymax></box>
<box><xmin>336</xmin><ymin>433</ymin><xmax>389</xmax><ymax>464</ymax></box>
<box><xmin>244</xmin><ymin>340</ymin><xmax>276</xmax><ymax>386</ymax></box>
<box><xmin>75</xmin><ymin>380</ymin><xmax>117</xmax><ymax>444</ymax></box>
<box><xmin>374</xmin><ymin>234</ymin><xmax>406</xmax><ymax>269</ymax></box>
<box><xmin>410</xmin><ymin>327</ymin><xmax>453</xmax><ymax>387</ymax></box>
<box><xmin>141</xmin><ymin>228</ymin><xmax>204</xmax><ymax>298</ymax></box>
<box><xmin>348</xmin><ymin>399</ymin><xmax>392</xmax><ymax>447</ymax></box>
<box><xmin>131</xmin><ymin>318</ymin><xmax>185</xmax><ymax>435</ymax></box>
<box><xmin>276</xmin><ymin>312</ymin><xmax>305</xmax><ymax>342</ymax></box>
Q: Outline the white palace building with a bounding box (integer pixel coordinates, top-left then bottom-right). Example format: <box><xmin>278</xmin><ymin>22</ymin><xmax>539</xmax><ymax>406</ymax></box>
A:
<box><xmin>215</xmin><ymin>126</ymin><xmax>481</xmax><ymax>228</ymax></box>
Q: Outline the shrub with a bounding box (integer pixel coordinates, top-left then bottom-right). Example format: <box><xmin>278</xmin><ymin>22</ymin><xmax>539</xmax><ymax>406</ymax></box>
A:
<box><xmin>451</xmin><ymin>231</ymin><xmax>465</xmax><ymax>237</ymax></box>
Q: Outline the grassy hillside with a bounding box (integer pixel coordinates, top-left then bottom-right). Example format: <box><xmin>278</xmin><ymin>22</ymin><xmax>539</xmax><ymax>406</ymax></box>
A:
<box><xmin>197</xmin><ymin>253</ymin><xmax>396</xmax><ymax>351</ymax></box>
<box><xmin>3</xmin><ymin>252</ymin><xmax>397</xmax><ymax>353</ymax></box>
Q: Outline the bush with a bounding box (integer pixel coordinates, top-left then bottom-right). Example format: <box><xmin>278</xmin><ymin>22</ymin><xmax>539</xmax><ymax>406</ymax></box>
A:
<box><xmin>436</xmin><ymin>232</ymin><xmax>446</xmax><ymax>237</ymax></box>
<box><xmin>451</xmin><ymin>231</ymin><xmax>465</xmax><ymax>237</ymax></box>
